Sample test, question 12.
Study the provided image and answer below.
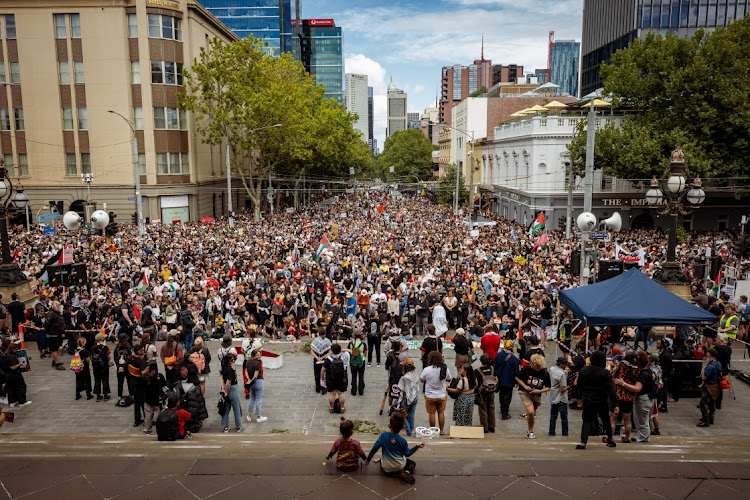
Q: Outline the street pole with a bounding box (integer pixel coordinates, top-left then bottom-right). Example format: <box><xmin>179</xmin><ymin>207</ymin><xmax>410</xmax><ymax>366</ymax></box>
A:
<box><xmin>467</xmin><ymin>144</ymin><xmax>474</xmax><ymax>227</ymax></box>
<box><xmin>454</xmin><ymin>159</ymin><xmax>459</xmax><ymax>217</ymax></box>
<box><xmin>131</xmin><ymin>135</ymin><xmax>145</xmax><ymax>235</ymax></box>
<box><xmin>269</xmin><ymin>172</ymin><xmax>273</xmax><ymax>217</ymax></box>
<box><xmin>226</xmin><ymin>138</ymin><xmax>233</xmax><ymax>228</ymax></box>
<box><xmin>580</xmin><ymin>99</ymin><xmax>596</xmax><ymax>287</ymax></box>
<box><xmin>565</xmin><ymin>162</ymin><xmax>573</xmax><ymax>240</ymax></box>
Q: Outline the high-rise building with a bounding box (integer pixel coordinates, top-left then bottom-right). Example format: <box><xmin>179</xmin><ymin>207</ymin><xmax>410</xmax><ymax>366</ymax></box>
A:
<box><xmin>491</xmin><ymin>64</ymin><xmax>524</xmax><ymax>86</ymax></box>
<box><xmin>581</xmin><ymin>0</ymin><xmax>747</xmax><ymax>96</ymax></box>
<box><xmin>438</xmin><ymin>46</ymin><xmax>492</xmax><ymax>125</ymax></box>
<box><xmin>0</xmin><ymin>0</ymin><xmax>240</xmax><ymax>224</ymax></box>
<box><xmin>550</xmin><ymin>40</ymin><xmax>580</xmax><ymax>97</ymax></box>
<box><xmin>292</xmin><ymin>18</ymin><xmax>343</xmax><ymax>104</ymax></box>
<box><xmin>202</xmin><ymin>0</ymin><xmax>292</xmax><ymax>56</ymax></box>
<box><xmin>367</xmin><ymin>86</ymin><xmax>374</xmax><ymax>154</ymax></box>
<box><xmin>387</xmin><ymin>82</ymin><xmax>407</xmax><ymax>137</ymax></box>
<box><xmin>407</xmin><ymin>112</ymin><xmax>421</xmax><ymax>130</ymax></box>
<box><xmin>345</xmin><ymin>73</ymin><xmax>368</xmax><ymax>143</ymax></box>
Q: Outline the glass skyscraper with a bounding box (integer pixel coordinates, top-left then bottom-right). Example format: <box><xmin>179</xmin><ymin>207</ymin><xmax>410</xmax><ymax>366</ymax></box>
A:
<box><xmin>202</xmin><ymin>0</ymin><xmax>292</xmax><ymax>56</ymax></box>
<box><xmin>550</xmin><ymin>40</ymin><xmax>580</xmax><ymax>97</ymax></box>
<box><xmin>582</xmin><ymin>0</ymin><xmax>747</xmax><ymax>96</ymax></box>
<box><xmin>292</xmin><ymin>19</ymin><xmax>343</xmax><ymax>105</ymax></box>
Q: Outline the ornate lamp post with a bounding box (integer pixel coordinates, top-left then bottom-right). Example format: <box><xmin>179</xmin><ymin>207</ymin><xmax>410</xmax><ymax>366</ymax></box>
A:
<box><xmin>0</xmin><ymin>160</ymin><xmax>28</xmax><ymax>285</ymax></box>
<box><xmin>645</xmin><ymin>147</ymin><xmax>706</xmax><ymax>285</ymax></box>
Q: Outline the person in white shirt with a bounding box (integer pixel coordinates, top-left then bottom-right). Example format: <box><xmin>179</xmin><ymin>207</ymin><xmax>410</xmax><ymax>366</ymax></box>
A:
<box><xmin>419</xmin><ymin>351</ymin><xmax>452</xmax><ymax>435</ymax></box>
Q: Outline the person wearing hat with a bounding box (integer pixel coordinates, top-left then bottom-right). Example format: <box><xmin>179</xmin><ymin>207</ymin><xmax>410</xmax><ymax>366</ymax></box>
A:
<box><xmin>397</xmin><ymin>358</ymin><xmax>420</xmax><ymax>437</ymax></box>
<box><xmin>548</xmin><ymin>356</ymin><xmax>570</xmax><ymax>437</ymax></box>
<box><xmin>345</xmin><ymin>291</ymin><xmax>357</xmax><ymax>321</ymax></box>
<box><xmin>494</xmin><ymin>339</ymin><xmax>519</xmax><ymax>420</ymax></box>
<box><xmin>92</xmin><ymin>333</ymin><xmax>112</xmax><ymax>402</ymax></box>
<box><xmin>218</xmin><ymin>334</ymin><xmax>237</xmax><ymax>366</ymax></box>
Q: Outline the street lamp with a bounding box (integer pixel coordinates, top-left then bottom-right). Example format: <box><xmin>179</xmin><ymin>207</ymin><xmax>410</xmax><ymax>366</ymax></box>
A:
<box><xmin>12</xmin><ymin>182</ymin><xmax>29</xmax><ymax>230</ymax></box>
<box><xmin>645</xmin><ymin>147</ymin><xmax>706</xmax><ymax>284</ymax></box>
<box><xmin>226</xmin><ymin>123</ymin><xmax>282</xmax><ymax>227</ymax></box>
<box><xmin>0</xmin><ymin>160</ymin><xmax>28</xmax><ymax>285</ymax></box>
<box><xmin>107</xmin><ymin>110</ymin><xmax>144</xmax><ymax>235</ymax></box>
<box><xmin>441</xmin><ymin>125</ymin><xmax>474</xmax><ymax>219</ymax></box>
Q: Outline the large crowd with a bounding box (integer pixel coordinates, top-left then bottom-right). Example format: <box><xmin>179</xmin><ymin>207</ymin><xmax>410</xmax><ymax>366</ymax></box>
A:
<box><xmin>0</xmin><ymin>191</ymin><xmax>747</xmax><ymax>482</ymax></box>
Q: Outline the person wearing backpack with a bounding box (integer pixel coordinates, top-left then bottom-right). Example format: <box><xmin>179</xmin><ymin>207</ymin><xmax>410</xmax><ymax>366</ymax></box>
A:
<box><xmin>190</xmin><ymin>337</ymin><xmax>211</xmax><ymax>396</ymax></box>
<box><xmin>157</xmin><ymin>395</ymin><xmax>192</xmax><ymax>440</ymax></box>
<box><xmin>113</xmin><ymin>335</ymin><xmax>133</xmax><ymax>399</ymax></box>
<box><xmin>321</xmin><ymin>343</ymin><xmax>350</xmax><ymax>414</ymax></box>
<box><xmin>367</xmin><ymin>310</ymin><xmax>383</xmax><ymax>367</ymax></box>
<box><xmin>474</xmin><ymin>354</ymin><xmax>497</xmax><ymax>433</ymax></box>
<box><xmin>73</xmin><ymin>337</ymin><xmax>94</xmax><ymax>401</ymax></box>
<box><xmin>91</xmin><ymin>333</ymin><xmax>111</xmax><ymax>402</ymax></box>
<box><xmin>347</xmin><ymin>332</ymin><xmax>367</xmax><ymax>396</ymax></box>
<box><xmin>615</xmin><ymin>350</ymin><xmax>653</xmax><ymax>442</ymax></box>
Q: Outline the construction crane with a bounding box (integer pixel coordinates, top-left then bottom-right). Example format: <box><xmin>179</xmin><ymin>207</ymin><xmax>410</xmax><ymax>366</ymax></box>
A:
<box><xmin>547</xmin><ymin>31</ymin><xmax>554</xmax><ymax>83</ymax></box>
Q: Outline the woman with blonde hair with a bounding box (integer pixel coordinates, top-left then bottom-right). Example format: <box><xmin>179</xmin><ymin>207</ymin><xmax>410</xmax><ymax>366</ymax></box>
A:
<box><xmin>515</xmin><ymin>353</ymin><xmax>550</xmax><ymax>439</ymax></box>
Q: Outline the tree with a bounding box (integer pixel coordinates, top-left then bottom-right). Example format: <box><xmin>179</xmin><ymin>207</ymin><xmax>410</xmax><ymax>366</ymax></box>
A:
<box><xmin>568</xmin><ymin>18</ymin><xmax>750</xmax><ymax>183</ymax></box>
<box><xmin>377</xmin><ymin>129</ymin><xmax>434</xmax><ymax>181</ymax></box>
<box><xmin>468</xmin><ymin>86</ymin><xmax>488</xmax><ymax>98</ymax></box>
<box><xmin>438</xmin><ymin>164</ymin><xmax>467</xmax><ymax>208</ymax></box>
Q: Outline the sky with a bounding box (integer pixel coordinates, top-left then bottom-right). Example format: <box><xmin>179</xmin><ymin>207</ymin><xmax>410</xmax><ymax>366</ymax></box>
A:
<box><xmin>302</xmin><ymin>0</ymin><xmax>584</xmax><ymax>152</ymax></box>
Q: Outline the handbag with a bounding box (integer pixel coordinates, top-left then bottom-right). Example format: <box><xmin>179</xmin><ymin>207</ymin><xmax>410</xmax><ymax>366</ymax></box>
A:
<box><xmin>719</xmin><ymin>376</ymin><xmax>731</xmax><ymax>390</ymax></box>
<box><xmin>217</xmin><ymin>392</ymin><xmax>229</xmax><ymax>416</ymax></box>
<box><xmin>448</xmin><ymin>378</ymin><xmax>460</xmax><ymax>400</ymax></box>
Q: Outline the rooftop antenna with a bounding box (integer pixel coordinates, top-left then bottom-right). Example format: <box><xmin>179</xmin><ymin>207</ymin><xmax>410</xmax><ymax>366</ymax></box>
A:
<box><xmin>481</xmin><ymin>34</ymin><xmax>484</xmax><ymax>60</ymax></box>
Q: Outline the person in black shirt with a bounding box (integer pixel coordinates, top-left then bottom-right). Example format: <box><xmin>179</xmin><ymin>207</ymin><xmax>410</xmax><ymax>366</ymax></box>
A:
<box><xmin>7</xmin><ymin>293</ymin><xmax>25</xmax><ymax>334</ymax></box>
<box><xmin>575</xmin><ymin>350</ymin><xmax>617</xmax><ymax>449</ymax></box>
<box><xmin>656</xmin><ymin>338</ymin><xmax>673</xmax><ymax>412</ymax></box>
<box><xmin>128</xmin><ymin>343</ymin><xmax>147</xmax><ymax>427</ymax></box>
<box><xmin>367</xmin><ymin>310</ymin><xmax>382</xmax><ymax>367</ymax></box>
<box><xmin>714</xmin><ymin>334</ymin><xmax>732</xmax><ymax>410</ymax></box>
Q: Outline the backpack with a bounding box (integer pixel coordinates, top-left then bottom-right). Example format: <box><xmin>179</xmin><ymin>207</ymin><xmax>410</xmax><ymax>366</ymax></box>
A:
<box><xmin>646</xmin><ymin>370</ymin><xmax>658</xmax><ymax>400</ymax></box>
<box><xmin>330</xmin><ymin>355</ymin><xmax>346</xmax><ymax>382</ymax></box>
<box><xmin>350</xmin><ymin>340</ymin><xmax>364</xmax><ymax>367</ymax></box>
<box><xmin>69</xmin><ymin>351</ymin><xmax>84</xmax><ymax>372</ymax></box>
<box><xmin>480</xmin><ymin>366</ymin><xmax>499</xmax><ymax>393</ymax></box>
<box><xmin>335</xmin><ymin>440</ymin><xmax>360</xmax><ymax>472</ymax></box>
<box><xmin>332</xmin><ymin>397</ymin><xmax>342</xmax><ymax>414</ymax></box>
<box><xmin>370</xmin><ymin>320</ymin><xmax>379</xmax><ymax>335</ymax></box>
<box><xmin>156</xmin><ymin>408</ymin><xmax>180</xmax><ymax>441</ymax></box>
<box><xmin>91</xmin><ymin>346</ymin><xmax>106</xmax><ymax>370</ymax></box>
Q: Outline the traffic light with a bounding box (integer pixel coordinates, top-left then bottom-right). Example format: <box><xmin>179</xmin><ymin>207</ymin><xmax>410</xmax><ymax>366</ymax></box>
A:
<box><xmin>131</xmin><ymin>212</ymin><xmax>138</xmax><ymax>224</ymax></box>
<box><xmin>558</xmin><ymin>216</ymin><xmax>565</xmax><ymax>229</ymax></box>
<box><xmin>733</xmin><ymin>236</ymin><xmax>745</xmax><ymax>257</ymax></box>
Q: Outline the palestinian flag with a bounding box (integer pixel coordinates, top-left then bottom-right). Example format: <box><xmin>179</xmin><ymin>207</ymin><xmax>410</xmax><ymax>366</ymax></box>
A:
<box><xmin>314</xmin><ymin>235</ymin><xmax>331</xmax><ymax>262</ymax></box>
<box><xmin>531</xmin><ymin>229</ymin><xmax>549</xmax><ymax>253</ymax></box>
<box><xmin>712</xmin><ymin>267</ymin><xmax>722</xmax><ymax>296</ymax></box>
<box><xmin>529</xmin><ymin>212</ymin><xmax>545</xmax><ymax>237</ymax></box>
<box><xmin>136</xmin><ymin>271</ymin><xmax>149</xmax><ymax>291</ymax></box>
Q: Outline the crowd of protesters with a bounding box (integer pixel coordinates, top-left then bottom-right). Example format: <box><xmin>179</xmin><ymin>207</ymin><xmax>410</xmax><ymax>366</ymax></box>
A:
<box><xmin>0</xmin><ymin>190</ymin><xmax>747</xmax><ymax>439</ymax></box>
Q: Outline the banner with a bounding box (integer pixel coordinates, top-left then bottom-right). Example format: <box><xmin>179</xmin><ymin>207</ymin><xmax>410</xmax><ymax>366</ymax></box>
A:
<box><xmin>615</xmin><ymin>245</ymin><xmax>646</xmax><ymax>266</ymax></box>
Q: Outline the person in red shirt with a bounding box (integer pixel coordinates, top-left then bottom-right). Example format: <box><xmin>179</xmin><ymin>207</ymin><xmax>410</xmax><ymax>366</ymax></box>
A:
<box><xmin>480</xmin><ymin>329</ymin><xmax>501</xmax><ymax>361</ymax></box>
<box><xmin>166</xmin><ymin>396</ymin><xmax>193</xmax><ymax>439</ymax></box>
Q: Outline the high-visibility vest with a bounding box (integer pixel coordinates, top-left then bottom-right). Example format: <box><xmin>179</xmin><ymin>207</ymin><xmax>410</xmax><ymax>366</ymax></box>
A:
<box><xmin>722</xmin><ymin>314</ymin><xmax>738</xmax><ymax>338</ymax></box>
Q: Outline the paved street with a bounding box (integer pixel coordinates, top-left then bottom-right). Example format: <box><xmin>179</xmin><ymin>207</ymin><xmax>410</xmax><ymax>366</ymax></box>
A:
<box><xmin>5</xmin><ymin>337</ymin><xmax>750</xmax><ymax>439</ymax></box>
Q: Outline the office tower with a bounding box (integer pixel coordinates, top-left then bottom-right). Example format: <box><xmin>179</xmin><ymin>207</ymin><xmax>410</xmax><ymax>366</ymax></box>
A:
<box><xmin>345</xmin><ymin>74</ymin><xmax>368</xmax><ymax>142</ymax></box>
<box><xmin>407</xmin><ymin>112</ymin><xmax>421</xmax><ymax>130</ymax></box>
<box><xmin>387</xmin><ymin>82</ymin><xmax>407</xmax><ymax>137</ymax></box>
<box><xmin>202</xmin><ymin>0</ymin><xmax>292</xmax><ymax>56</ymax></box>
<box><xmin>367</xmin><ymin>86</ymin><xmax>374</xmax><ymax>154</ymax></box>
<box><xmin>581</xmin><ymin>0</ymin><xmax>746</xmax><ymax>96</ymax></box>
<box><xmin>550</xmin><ymin>40</ymin><xmax>580</xmax><ymax>97</ymax></box>
<box><xmin>491</xmin><ymin>64</ymin><xmax>524</xmax><ymax>86</ymax></box>
<box><xmin>438</xmin><ymin>41</ymin><xmax>492</xmax><ymax>125</ymax></box>
<box><xmin>292</xmin><ymin>19</ymin><xmax>343</xmax><ymax>104</ymax></box>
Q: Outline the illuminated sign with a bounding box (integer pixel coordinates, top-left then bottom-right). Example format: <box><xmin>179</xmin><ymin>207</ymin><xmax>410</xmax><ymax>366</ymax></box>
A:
<box><xmin>307</xmin><ymin>19</ymin><xmax>334</xmax><ymax>26</ymax></box>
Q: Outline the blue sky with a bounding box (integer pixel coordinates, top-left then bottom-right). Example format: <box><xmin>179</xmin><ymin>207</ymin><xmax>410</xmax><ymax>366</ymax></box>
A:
<box><xmin>303</xmin><ymin>0</ymin><xmax>584</xmax><ymax>150</ymax></box>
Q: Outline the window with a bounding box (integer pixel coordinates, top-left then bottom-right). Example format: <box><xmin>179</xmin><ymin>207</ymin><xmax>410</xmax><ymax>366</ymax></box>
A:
<box><xmin>74</xmin><ymin>61</ymin><xmax>84</xmax><ymax>84</ymax></box>
<box><xmin>58</xmin><ymin>61</ymin><xmax>70</xmax><ymax>84</ymax></box>
<box><xmin>147</xmin><ymin>14</ymin><xmax>181</xmax><ymax>41</ymax></box>
<box><xmin>127</xmin><ymin>13</ymin><xmax>137</xmax><ymax>38</ymax></box>
<box><xmin>156</xmin><ymin>153</ymin><xmax>168</xmax><ymax>174</ymax></box>
<box><xmin>164</xmin><ymin>62</ymin><xmax>175</xmax><ymax>85</ymax></box>
<box><xmin>0</xmin><ymin>64</ymin><xmax>4</xmax><ymax>83</ymax></box>
<box><xmin>151</xmin><ymin>61</ymin><xmax>163</xmax><ymax>84</ymax></box>
<box><xmin>3</xmin><ymin>154</ymin><xmax>13</xmax><ymax>175</ymax></box>
<box><xmin>69</xmin><ymin>14</ymin><xmax>81</xmax><ymax>38</ymax></box>
<box><xmin>167</xmin><ymin>107</ymin><xmax>178</xmax><ymax>129</ymax></box>
<box><xmin>54</xmin><ymin>14</ymin><xmax>66</xmax><ymax>38</ymax></box>
<box><xmin>0</xmin><ymin>109</ymin><xmax>9</xmax><ymax>130</ymax></box>
<box><xmin>62</xmin><ymin>107</ymin><xmax>73</xmax><ymax>130</ymax></box>
<box><xmin>180</xmin><ymin>153</ymin><xmax>189</xmax><ymax>174</ymax></box>
<box><xmin>77</xmin><ymin>107</ymin><xmax>87</xmax><ymax>130</ymax></box>
<box><xmin>169</xmin><ymin>152</ymin><xmax>180</xmax><ymax>174</ymax></box>
<box><xmin>138</xmin><ymin>153</ymin><xmax>146</xmax><ymax>175</ymax></box>
<box><xmin>133</xmin><ymin>107</ymin><xmax>143</xmax><ymax>130</ymax></box>
<box><xmin>153</xmin><ymin>107</ymin><xmax>165</xmax><ymax>129</ymax></box>
<box><xmin>66</xmin><ymin>153</ymin><xmax>77</xmax><ymax>175</ymax></box>
<box><xmin>13</xmin><ymin>108</ymin><xmax>23</xmax><ymax>131</ymax></box>
<box><xmin>17</xmin><ymin>154</ymin><xmax>27</xmax><ymax>176</ymax></box>
<box><xmin>179</xmin><ymin>108</ymin><xmax>187</xmax><ymax>130</ymax></box>
<box><xmin>131</xmin><ymin>61</ymin><xmax>140</xmax><ymax>84</ymax></box>
<box><xmin>5</xmin><ymin>15</ymin><xmax>15</xmax><ymax>40</ymax></box>
<box><xmin>80</xmin><ymin>153</ymin><xmax>90</xmax><ymax>174</ymax></box>
<box><xmin>10</xmin><ymin>62</ymin><xmax>20</xmax><ymax>84</ymax></box>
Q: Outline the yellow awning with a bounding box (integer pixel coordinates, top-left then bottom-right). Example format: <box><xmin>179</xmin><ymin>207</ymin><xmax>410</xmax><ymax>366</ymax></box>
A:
<box><xmin>544</xmin><ymin>100</ymin><xmax>568</xmax><ymax>108</ymax></box>
<box><xmin>593</xmin><ymin>99</ymin><xmax>612</xmax><ymax>107</ymax></box>
<box><xmin>529</xmin><ymin>104</ymin><xmax>548</xmax><ymax>112</ymax></box>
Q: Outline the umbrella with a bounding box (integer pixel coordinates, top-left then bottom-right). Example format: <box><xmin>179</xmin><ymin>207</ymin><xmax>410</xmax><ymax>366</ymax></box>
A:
<box><xmin>544</xmin><ymin>100</ymin><xmax>568</xmax><ymax>109</ymax></box>
<box><xmin>529</xmin><ymin>105</ymin><xmax>548</xmax><ymax>112</ymax></box>
<box><xmin>200</xmin><ymin>216</ymin><xmax>215</xmax><ymax>222</ymax></box>
<box><xmin>509</xmin><ymin>112</ymin><xmax>525</xmax><ymax>117</ymax></box>
<box><xmin>593</xmin><ymin>99</ymin><xmax>612</xmax><ymax>107</ymax></box>
<box><xmin>533</xmin><ymin>82</ymin><xmax>560</xmax><ymax>92</ymax></box>
<box><xmin>516</xmin><ymin>108</ymin><xmax>535</xmax><ymax>115</ymax></box>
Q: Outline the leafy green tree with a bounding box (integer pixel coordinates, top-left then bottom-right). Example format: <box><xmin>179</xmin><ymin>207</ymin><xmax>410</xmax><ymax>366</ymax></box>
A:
<box><xmin>468</xmin><ymin>86</ymin><xmax>488</xmax><ymax>98</ymax></box>
<box><xmin>568</xmin><ymin>18</ymin><xmax>750</xmax><ymax>182</ymax></box>
<box><xmin>377</xmin><ymin>129</ymin><xmax>434</xmax><ymax>181</ymax></box>
<box><xmin>438</xmin><ymin>163</ymin><xmax>467</xmax><ymax>208</ymax></box>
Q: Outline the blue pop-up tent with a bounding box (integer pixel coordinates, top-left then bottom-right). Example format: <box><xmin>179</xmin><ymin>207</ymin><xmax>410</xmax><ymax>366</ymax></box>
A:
<box><xmin>559</xmin><ymin>268</ymin><xmax>718</xmax><ymax>327</ymax></box>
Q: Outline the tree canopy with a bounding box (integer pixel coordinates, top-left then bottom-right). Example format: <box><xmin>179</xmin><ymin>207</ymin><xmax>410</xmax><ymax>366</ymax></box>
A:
<box><xmin>568</xmin><ymin>17</ymin><xmax>750</xmax><ymax>183</ymax></box>
<box><xmin>377</xmin><ymin>129</ymin><xmax>435</xmax><ymax>181</ymax></box>
<box><xmin>180</xmin><ymin>36</ymin><xmax>372</xmax><ymax>218</ymax></box>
